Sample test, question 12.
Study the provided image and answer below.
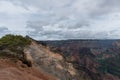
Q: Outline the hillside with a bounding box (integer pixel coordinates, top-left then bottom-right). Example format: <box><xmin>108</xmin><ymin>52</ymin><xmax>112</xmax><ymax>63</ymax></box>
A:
<box><xmin>0</xmin><ymin>35</ymin><xmax>120</xmax><ymax>80</ymax></box>
<box><xmin>0</xmin><ymin>58</ymin><xmax>48</xmax><ymax>80</ymax></box>
<box><xmin>44</xmin><ymin>40</ymin><xmax>120</xmax><ymax>80</ymax></box>
<box><xmin>0</xmin><ymin>35</ymin><xmax>49</xmax><ymax>80</ymax></box>
<box><xmin>0</xmin><ymin>35</ymin><xmax>80</xmax><ymax>80</ymax></box>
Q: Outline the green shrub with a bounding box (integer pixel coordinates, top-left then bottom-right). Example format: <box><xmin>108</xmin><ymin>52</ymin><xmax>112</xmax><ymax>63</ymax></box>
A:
<box><xmin>0</xmin><ymin>34</ymin><xmax>31</xmax><ymax>58</ymax></box>
<box><xmin>0</xmin><ymin>34</ymin><xmax>31</xmax><ymax>50</ymax></box>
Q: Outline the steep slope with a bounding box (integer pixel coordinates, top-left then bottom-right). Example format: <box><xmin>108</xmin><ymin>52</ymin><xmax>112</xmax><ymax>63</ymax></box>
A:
<box><xmin>0</xmin><ymin>58</ymin><xmax>49</xmax><ymax>80</ymax></box>
<box><xmin>0</xmin><ymin>35</ymin><xmax>82</xmax><ymax>80</ymax></box>
<box><xmin>24</xmin><ymin>40</ymin><xmax>81</xmax><ymax>80</ymax></box>
<box><xmin>45</xmin><ymin>40</ymin><xmax>120</xmax><ymax>80</ymax></box>
<box><xmin>0</xmin><ymin>35</ymin><xmax>51</xmax><ymax>80</ymax></box>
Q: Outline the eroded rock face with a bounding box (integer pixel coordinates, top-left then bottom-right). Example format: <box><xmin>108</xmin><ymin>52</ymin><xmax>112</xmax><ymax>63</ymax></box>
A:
<box><xmin>24</xmin><ymin>41</ymin><xmax>80</xmax><ymax>80</ymax></box>
<box><xmin>45</xmin><ymin>40</ymin><xmax>120</xmax><ymax>80</ymax></box>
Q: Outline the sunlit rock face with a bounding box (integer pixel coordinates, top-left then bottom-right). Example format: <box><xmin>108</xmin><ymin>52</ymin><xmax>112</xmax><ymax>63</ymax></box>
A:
<box><xmin>24</xmin><ymin>40</ymin><xmax>81</xmax><ymax>80</ymax></box>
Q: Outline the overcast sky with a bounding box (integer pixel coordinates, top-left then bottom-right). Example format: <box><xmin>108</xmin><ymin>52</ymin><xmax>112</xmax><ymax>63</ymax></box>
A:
<box><xmin>0</xmin><ymin>0</ymin><xmax>120</xmax><ymax>40</ymax></box>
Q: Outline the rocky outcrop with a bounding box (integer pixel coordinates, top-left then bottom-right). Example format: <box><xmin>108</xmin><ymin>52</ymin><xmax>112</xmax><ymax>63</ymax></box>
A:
<box><xmin>24</xmin><ymin>41</ymin><xmax>81</xmax><ymax>80</ymax></box>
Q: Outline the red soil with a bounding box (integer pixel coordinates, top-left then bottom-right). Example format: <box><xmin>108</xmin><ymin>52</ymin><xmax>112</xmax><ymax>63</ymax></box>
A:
<box><xmin>0</xmin><ymin>58</ymin><xmax>49</xmax><ymax>80</ymax></box>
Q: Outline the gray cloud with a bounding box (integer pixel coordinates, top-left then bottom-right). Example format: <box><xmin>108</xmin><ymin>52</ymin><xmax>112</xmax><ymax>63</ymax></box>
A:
<box><xmin>0</xmin><ymin>27</ymin><xmax>8</xmax><ymax>32</ymax></box>
<box><xmin>1</xmin><ymin>0</ymin><xmax>120</xmax><ymax>40</ymax></box>
<box><xmin>0</xmin><ymin>27</ymin><xmax>10</xmax><ymax>37</ymax></box>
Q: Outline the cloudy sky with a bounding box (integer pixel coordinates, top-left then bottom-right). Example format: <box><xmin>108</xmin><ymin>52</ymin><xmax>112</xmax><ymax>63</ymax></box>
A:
<box><xmin>0</xmin><ymin>0</ymin><xmax>120</xmax><ymax>40</ymax></box>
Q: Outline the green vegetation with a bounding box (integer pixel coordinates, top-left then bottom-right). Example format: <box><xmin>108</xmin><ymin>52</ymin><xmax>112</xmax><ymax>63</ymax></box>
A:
<box><xmin>98</xmin><ymin>54</ymin><xmax>120</xmax><ymax>77</ymax></box>
<box><xmin>0</xmin><ymin>34</ymin><xmax>32</xmax><ymax>66</ymax></box>
<box><xmin>0</xmin><ymin>34</ymin><xmax>31</xmax><ymax>50</ymax></box>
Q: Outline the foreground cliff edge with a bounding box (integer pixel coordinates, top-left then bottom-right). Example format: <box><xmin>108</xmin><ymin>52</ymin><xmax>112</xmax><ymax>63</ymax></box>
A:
<box><xmin>0</xmin><ymin>34</ymin><xmax>120</xmax><ymax>80</ymax></box>
<box><xmin>0</xmin><ymin>34</ymin><xmax>80</xmax><ymax>80</ymax></box>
